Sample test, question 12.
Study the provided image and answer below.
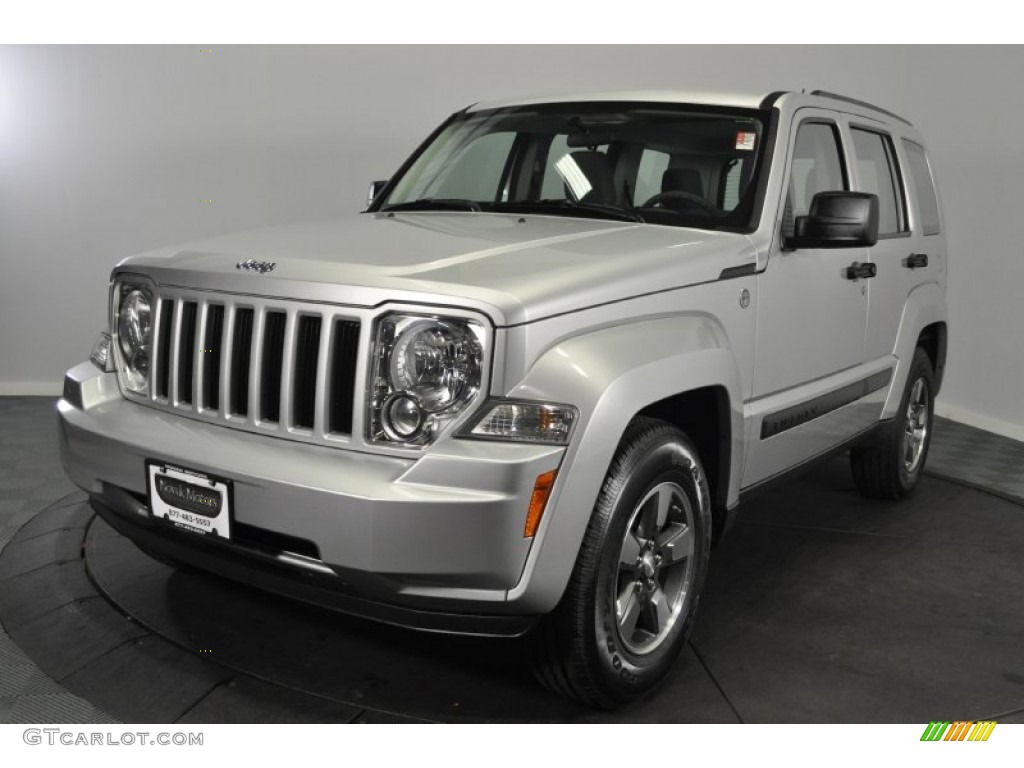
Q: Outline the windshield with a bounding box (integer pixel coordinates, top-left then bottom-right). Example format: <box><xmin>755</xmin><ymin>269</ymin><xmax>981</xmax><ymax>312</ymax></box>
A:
<box><xmin>375</xmin><ymin>102</ymin><xmax>771</xmax><ymax>231</ymax></box>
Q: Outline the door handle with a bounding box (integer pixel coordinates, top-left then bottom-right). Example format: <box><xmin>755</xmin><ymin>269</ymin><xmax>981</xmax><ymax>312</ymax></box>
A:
<box><xmin>903</xmin><ymin>253</ymin><xmax>929</xmax><ymax>269</ymax></box>
<box><xmin>844</xmin><ymin>262</ymin><xmax>877</xmax><ymax>280</ymax></box>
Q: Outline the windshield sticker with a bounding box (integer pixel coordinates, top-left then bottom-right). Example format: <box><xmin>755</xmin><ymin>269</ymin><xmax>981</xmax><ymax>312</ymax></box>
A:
<box><xmin>554</xmin><ymin>154</ymin><xmax>593</xmax><ymax>201</ymax></box>
<box><xmin>736</xmin><ymin>132</ymin><xmax>757</xmax><ymax>151</ymax></box>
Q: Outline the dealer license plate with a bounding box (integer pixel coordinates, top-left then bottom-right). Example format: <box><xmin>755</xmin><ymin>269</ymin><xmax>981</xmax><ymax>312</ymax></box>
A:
<box><xmin>146</xmin><ymin>461</ymin><xmax>232</xmax><ymax>540</ymax></box>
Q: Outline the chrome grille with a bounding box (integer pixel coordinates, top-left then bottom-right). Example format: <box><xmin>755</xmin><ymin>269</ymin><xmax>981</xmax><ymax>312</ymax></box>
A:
<box><xmin>259</xmin><ymin>311</ymin><xmax>286</xmax><ymax>423</ymax></box>
<box><xmin>230</xmin><ymin>307</ymin><xmax>254</xmax><ymax>416</ymax></box>
<box><xmin>177</xmin><ymin>301</ymin><xmax>198</xmax><ymax>405</ymax></box>
<box><xmin>201</xmin><ymin>304</ymin><xmax>225</xmax><ymax>410</ymax></box>
<box><xmin>147</xmin><ymin>290</ymin><xmax>362</xmax><ymax>445</ymax></box>
<box><xmin>328</xmin><ymin>319</ymin><xmax>360</xmax><ymax>435</ymax></box>
<box><xmin>292</xmin><ymin>315</ymin><xmax>322</xmax><ymax>429</ymax></box>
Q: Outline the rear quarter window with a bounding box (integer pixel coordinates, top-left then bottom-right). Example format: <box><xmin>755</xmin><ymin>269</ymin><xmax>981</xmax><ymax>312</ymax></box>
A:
<box><xmin>901</xmin><ymin>139</ymin><xmax>942</xmax><ymax>235</ymax></box>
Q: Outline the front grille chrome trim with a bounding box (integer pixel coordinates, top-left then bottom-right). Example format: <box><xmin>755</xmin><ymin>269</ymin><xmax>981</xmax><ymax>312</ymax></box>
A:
<box><xmin>312</xmin><ymin>315</ymin><xmax>332</xmax><ymax>436</ymax></box>
<box><xmin>141</xmin><ymin>289</ymin><xmax>362</xmax><ymax>449</ymax></box>
<box><xmin>168</xmin><ymin>299</ymin><xmax>184</xmax><ymax>407</ymax></box>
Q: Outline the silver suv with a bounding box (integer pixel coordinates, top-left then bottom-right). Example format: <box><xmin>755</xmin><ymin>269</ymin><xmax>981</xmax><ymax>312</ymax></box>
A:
<box><xmin>58</xmin><ymin>89</ymin><xmax>948</xmax><ymax>708</ymax></box>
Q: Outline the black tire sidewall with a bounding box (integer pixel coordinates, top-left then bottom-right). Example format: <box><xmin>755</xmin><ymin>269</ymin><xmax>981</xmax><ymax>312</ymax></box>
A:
<box><xmin>895</xmin><ymin>350</ymin><xmax>936</xmax><ymax>494</ymax></box>
<box><xmin>588</xmin><ymin>431</ymin><xmax>712</xmax><ymax>701</ymax></box>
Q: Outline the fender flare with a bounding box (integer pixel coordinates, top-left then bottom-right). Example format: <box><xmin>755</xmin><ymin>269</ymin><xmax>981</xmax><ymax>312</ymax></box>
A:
<box><xmin>883</xmin><ymin>282</ymin><xmax>948</xmax><ymax>418</ymax></box>
<box><xmin>504</xmin><ymin>315</ymin><xmax>743</xmax><ymax>613</ymax></box>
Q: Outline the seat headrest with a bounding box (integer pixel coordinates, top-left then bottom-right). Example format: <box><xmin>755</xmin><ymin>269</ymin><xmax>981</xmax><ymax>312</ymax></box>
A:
<box><xmin>566</xmin><ymin>151</ymin><xmax>617</xmax><ymax>205</ymax></box>
<box><xmin>662</xmin><ymin>168</ymin><xmax>704</xmax><ymax>198</ymax></box>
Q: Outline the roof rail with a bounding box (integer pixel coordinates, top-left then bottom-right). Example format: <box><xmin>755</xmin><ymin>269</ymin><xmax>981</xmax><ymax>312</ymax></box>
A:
<box><xmin>809</xmin><ymin>90</ymin><xmax>913</xmax><ymax>126</ymax></box>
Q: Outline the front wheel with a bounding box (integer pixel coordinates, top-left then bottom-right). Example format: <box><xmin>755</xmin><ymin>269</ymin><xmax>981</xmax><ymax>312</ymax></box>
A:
<box><xmin>530</xmin><ymin>417</ymin><xmax>712</xmax><ymax>708</ymax></box>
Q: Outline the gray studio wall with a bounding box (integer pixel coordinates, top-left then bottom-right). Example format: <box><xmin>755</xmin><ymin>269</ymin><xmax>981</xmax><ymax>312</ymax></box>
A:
<box><xmin>1</xmin><ymin>45</ymin><xmax>1021</xmax><ymax>439</ymax></box>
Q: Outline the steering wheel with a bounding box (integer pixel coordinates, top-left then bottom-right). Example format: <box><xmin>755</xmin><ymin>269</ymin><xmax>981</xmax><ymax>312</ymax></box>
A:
<box><xmin>640</xmin><ymin>190</ymin><xmax>719</xmax><ymax>214</ymax></box>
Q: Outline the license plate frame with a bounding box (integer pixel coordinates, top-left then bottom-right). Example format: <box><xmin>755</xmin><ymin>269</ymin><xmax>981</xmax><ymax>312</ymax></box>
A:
<box><xmin>146</xmin><ymin>460</ymin><xmax>233</xmax><ymax>541</ymax></box>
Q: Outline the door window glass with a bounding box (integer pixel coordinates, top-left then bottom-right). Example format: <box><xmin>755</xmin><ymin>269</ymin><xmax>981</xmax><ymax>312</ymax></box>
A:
<box><xmin>852</xmin><ymin>128</ymin><xmax>907</xmax><ymax>235</ymax></box>
<box><xmin>784</xmin><ymin>122</ymin><xmax>847</xmax><ymax>237</ymax></box>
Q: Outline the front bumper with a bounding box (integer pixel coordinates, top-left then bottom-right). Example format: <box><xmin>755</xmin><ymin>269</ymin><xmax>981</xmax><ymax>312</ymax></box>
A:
<box><xmin>58</xmin><ymin>361</ymin><xmax>564</xmax><ymax>635</ymax></box>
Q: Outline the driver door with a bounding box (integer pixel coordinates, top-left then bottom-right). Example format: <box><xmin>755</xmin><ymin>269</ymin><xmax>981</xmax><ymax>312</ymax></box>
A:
<box><xmin>742</xmin><ymin>111</ymin><xmax>875</xmax><ymax>488</ymax></box>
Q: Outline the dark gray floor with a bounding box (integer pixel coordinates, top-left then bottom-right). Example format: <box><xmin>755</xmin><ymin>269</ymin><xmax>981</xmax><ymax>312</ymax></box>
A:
<box><xmin>926</xmin><ymin>417</ymin><xmax>1024</xmax><ymax>505</ymax></box>
<box><xmin>0</xmin><ymin>398</ymin><xmax>116</xmax><ymax>723</ymax></box>
<box><xmin>1</xmin><ymin>396</ymin><xmax>1023</xmax><ymax>723</ymax></box>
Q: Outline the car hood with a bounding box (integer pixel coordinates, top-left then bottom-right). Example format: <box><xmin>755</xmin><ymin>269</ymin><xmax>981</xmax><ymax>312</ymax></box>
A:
<box><xmin>120</xmin><ymin>212</ymin><xmax>757</xmax><ymax>326</ymax></box>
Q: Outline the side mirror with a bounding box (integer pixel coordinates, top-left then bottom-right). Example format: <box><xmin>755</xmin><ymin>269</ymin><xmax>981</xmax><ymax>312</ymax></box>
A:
<box><xmin>367</xmin><ymin>179</ymin><xmax>389</xmax><ymax>208</ymax></box>
<box><xmin>787</xmin><ymin>191</ymin><xmax>879</xmax><ymax>249</ymax></box>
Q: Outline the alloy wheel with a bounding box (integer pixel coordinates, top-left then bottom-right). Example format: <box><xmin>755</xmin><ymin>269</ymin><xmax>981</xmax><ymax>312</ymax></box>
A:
<box><xmin>903</xmin><ymin>376</ymin><xmax>930</xmax><ymax>474</ymax></box>
<box><xmin>613</xmin><ymin>481</ymin><xmax>697</xmax><ymax>655</ymax></box>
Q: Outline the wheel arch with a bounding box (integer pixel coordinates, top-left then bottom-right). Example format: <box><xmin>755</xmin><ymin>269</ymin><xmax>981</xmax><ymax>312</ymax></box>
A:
<box><xmin>884</xmin><ymin>282</ymin><xmax>948</xmax><ymax>418</ymax></box>
<box><xmin>503</xmin><ymin>315</ymin><xmax>743</xmax><ymax>613</ymax></box>
<box><xmin>916</xmin><ymin>321</ymin><xmax>947</xmax><ymax>395</ymax></box>
<box><xmin>638</xmin><ymin>386</ymin><xmax>732</xmax><ymax>543</ymax></box>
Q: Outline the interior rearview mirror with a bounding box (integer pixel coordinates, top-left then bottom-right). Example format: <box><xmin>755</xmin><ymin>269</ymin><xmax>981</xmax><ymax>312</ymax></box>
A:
<box><xmin>566</xmin><ymin>129</ymin><xmax>616</xmax><ymax>148</ymax></box>
<box><xmin>367</xmin><ymin>180</ymin><xmax>389</xmax><ymax>208</ymax></box>
<box><xmin>787</xmin><ymin>191</ymin><xmax>879</xmax><ymax>249</ymax></box>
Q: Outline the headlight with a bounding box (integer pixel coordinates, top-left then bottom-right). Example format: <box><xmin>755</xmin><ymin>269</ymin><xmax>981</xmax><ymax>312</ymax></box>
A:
<box><xmin>115</xmin><ymin>283</ymin><xmax>153</xmax><ymax>394</ymax></box>
<box><xmin>369</xmin><ymin>314</ymin><xmax>485</xmax><ymax>446</ymax></box>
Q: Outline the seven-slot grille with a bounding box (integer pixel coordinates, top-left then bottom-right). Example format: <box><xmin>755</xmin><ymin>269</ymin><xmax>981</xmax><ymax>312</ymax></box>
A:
<box><xmin>147</xmin><ymin>292</ymin><xmax>361</xmax><ymax>442</ymax></box>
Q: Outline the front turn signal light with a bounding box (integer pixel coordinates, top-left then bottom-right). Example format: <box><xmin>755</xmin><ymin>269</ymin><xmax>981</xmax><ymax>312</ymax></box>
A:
<box><xmin>525</xmin><ymin>470</ymin><xmax>557</xmax><ymax>538</ymax></box>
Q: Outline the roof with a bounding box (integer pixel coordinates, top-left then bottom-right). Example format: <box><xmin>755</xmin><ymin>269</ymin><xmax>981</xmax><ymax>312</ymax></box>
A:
<box><xmin>465</xmin><ymin>89</ymin><xmax>912</xmax><ymax>126</ymax></box>
<box><xmin>466</xmin><ymin>89</ymin><xmax>776</xmax><ymax>113</ymax></box>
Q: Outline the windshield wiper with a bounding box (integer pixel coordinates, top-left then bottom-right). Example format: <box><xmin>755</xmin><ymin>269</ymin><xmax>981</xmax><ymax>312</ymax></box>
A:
<box><xmin>491</xmin><ymin>199</ymin><xmax>644</xmax><ymax>224</ymax></box>
<box><xmin>382</xmin><ymin>198</ymin><xmax>482</xmax><ymax>213</ymax></box>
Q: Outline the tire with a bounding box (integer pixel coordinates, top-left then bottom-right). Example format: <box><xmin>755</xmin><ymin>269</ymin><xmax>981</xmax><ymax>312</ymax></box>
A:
<box><xmin>530</xmin><ymin>417</ymin><xmax>713</xmax><ymax>709</ymax></box>
<box><xmin>850</xmin><ymin>347</ymin><xmax>935</xmax><ymax>500</ymax></box>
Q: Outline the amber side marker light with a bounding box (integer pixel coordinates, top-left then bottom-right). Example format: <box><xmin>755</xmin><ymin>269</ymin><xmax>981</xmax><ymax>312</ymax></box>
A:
<box><xmin>525</xmin><ymin>470</ymin><xmax>558</xmax><ymax>538</ymax></box>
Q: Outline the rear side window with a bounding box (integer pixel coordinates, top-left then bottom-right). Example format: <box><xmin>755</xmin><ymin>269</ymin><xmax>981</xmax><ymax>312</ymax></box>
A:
<box><xmin>851</xmin><ymin>128</ymin><xmax>907</xmax><ymax>236</ymax></box>
<box><xmin>901</xmin><ymin>140</ymin><xmax>941</xmax><ymax>235</ymax></box>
